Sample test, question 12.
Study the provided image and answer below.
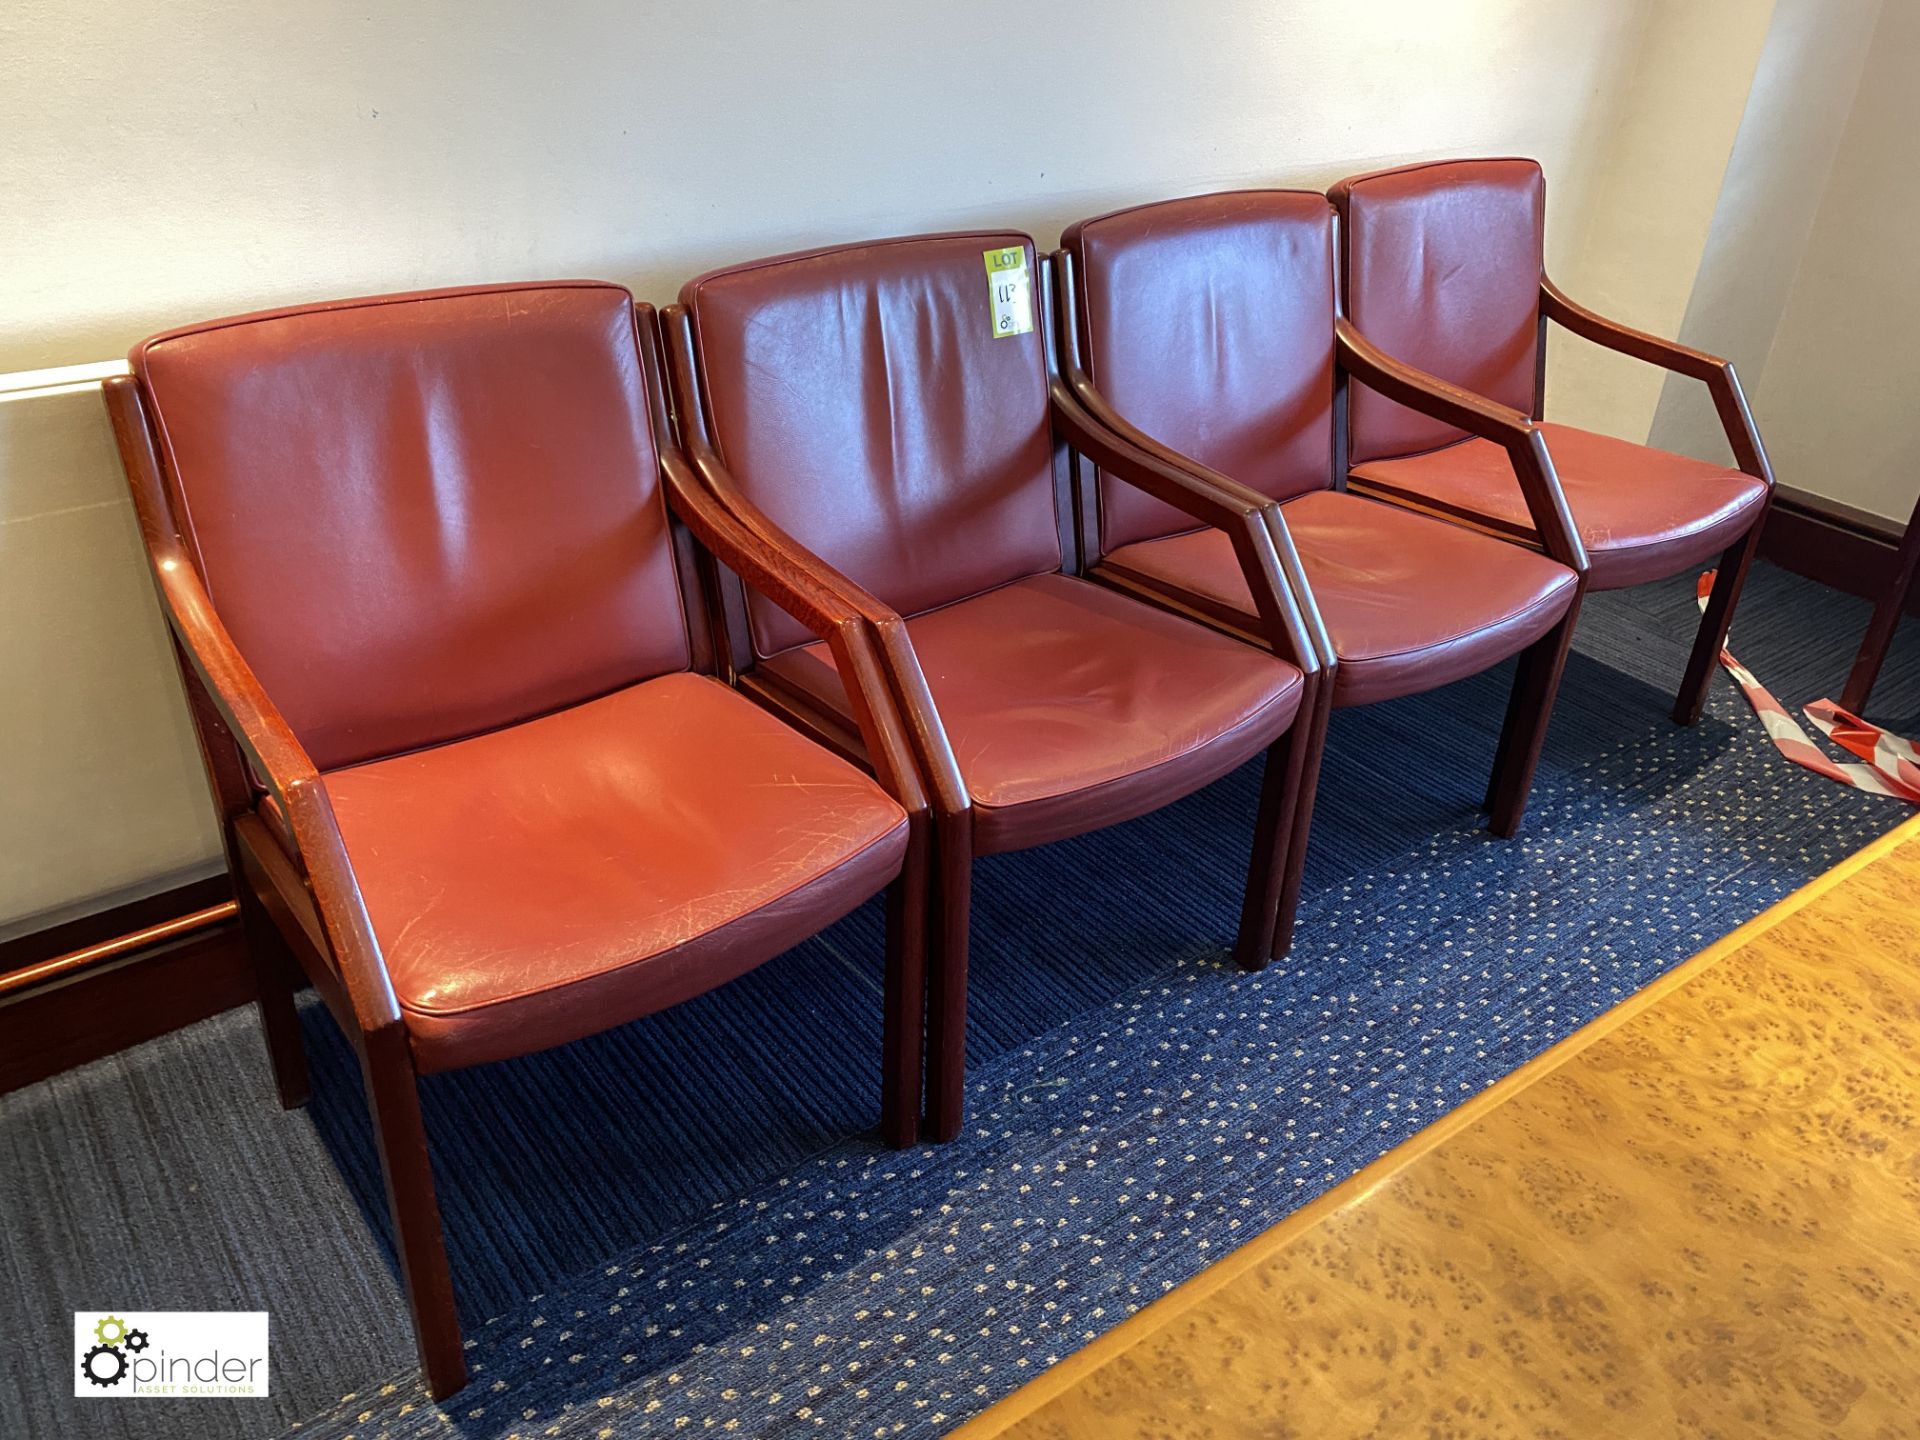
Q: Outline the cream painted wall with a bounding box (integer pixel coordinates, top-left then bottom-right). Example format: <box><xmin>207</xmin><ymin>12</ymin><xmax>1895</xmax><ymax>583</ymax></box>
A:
<box><xmin>5</xmin><ymin>0</ymin><xmax>1686</xmax><ymax>371</ymax></box>
<box><xmin>1542</xmin><ymin>0</ymin><xmax>1776</xmax><ymax>443</ymax></box>
<box><xmin>1740</xmin><ymin>0</ymin><xmax>1920</xmax><ymax>524</ymax></box>
<box><xmin>1653</xmin><ymin>0</ymin><xmax>1919</xmax><ymax>527</ymax></box>
<box><xmin>0</xmin><ymin>383</ymin><xmax>222</xmax><ymax>939</ymax></box>
<box><xmin>1648</xmin><ymin>0</ymin><xmax>1881</xmax><ymax>467</ymax></box>
<box><xmin>0</xmin><ymin>1</ymin><xmax>1776</xmax><ymax>932</ymax></box>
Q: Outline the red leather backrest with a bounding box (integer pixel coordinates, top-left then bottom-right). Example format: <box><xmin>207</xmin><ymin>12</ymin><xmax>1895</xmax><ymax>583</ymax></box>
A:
<box><xmin>1065</xmin><ymin>191</ymin><xmax>1337</xmax><ymax>553</ymax></box>
<box><xmin>1330</xmin><ymin>158</ymin><xmax>1545</xmax><ymax>465</ymax></box>
<box><xmin>681</xmin><ymin>232</ymin><xmax>1060</xmax><ymax>657</ymax></box>
<box><xmin>133</xmin><ymin>282</ymin><xmax>688</xmax><ymax>772</ymax></box>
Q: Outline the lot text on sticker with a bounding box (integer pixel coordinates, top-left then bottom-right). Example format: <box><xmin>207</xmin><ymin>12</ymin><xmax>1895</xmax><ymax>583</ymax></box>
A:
<box><xmin>983</xmin><ymin>246</ymin><xmax>1034</xmax><ymax>339</ymax></box>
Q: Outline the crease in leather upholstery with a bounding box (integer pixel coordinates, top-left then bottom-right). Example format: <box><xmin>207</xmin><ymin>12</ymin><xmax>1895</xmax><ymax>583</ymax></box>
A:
<box><xmin>134</xmin><ymin>282</ymin><xmax>688</xmax><ymax>771</ymax></box>
<box><xmin>681</xmin><ymin>233</ymin><xmax>1062</xmax><ymax>660</ymax></box>
<box><xmin>1332</xmin><ymin>158</ymin><xmax>1546</xmax><ymax>466</ymax></box>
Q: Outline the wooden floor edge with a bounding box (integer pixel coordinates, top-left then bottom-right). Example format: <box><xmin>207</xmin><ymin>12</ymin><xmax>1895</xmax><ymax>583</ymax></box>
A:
<box><xmin>947</xmin><ymin>811</ymin><xmax>1920</xmax><ymax>1439</ymax></box>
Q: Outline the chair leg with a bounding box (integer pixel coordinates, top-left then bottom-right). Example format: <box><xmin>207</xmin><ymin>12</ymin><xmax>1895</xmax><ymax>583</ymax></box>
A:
<box><xmin>235</xmin><ymin>853</ymin><xmax>309</xmax><ymax>1110</ymax></box>
<box><xmin>360</xmin><ymin>1027</ymin><xmax>467</xmax><ymax>1400</ymax></box>
<box><xmin>1230</xmin><ymin>736</ymin><xmax>1296</xmax><ymax>973</ymax></box>
<box><xmin>1675</xmin><ymin>522</ymin><xmax>1765</xmax><ymax>726</ymax></box>
<box><xmin>1485</xmin><ymin>601</ymin><xmax>1582</xmax><ymax>838</ymax></box>
<box><xmin>923</xmin><ymin>815</ymin><xmax>974</xmax><ymax>1144</ymax></box>
<box><xmin>879</xmin><ymin>821</ymin><xmax>929</xmax><ymax>1150</ymax></box>
<box><xmin>1266</xmin><ymin>676</ymin><xmax>1334</xmax><ymax>965</ymax></box>
<box><xmin>1234</xmin><ymin>673</ymin><xmax>1329</xmax><ymax>970</ymax></box>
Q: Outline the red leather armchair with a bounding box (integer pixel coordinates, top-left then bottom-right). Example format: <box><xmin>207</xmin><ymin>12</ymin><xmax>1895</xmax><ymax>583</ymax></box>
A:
<box><xmin>1058</xmin><ymin>190</ymin><xmax>1585</xmax><ymax>855</ymax></box>
<box><xmin>1327</xmin><ymin>158</ymin><xmax>1776</xmax><ymax>724</ymax></box>
<box><xmin>663</xmin><ymin>232</ymin><xmax>1324</xmax><ymax>1141</ymax></box>
<box><xmin>103</xmin><ymin>283</ymin><xmax>931</xmax><ymax>1399</ymax></box>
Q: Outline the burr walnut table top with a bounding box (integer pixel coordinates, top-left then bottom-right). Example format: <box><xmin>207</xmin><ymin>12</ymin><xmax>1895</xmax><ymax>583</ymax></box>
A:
<box><xmin>955</xmin><ymin>814</ymin><xmax>1920</xmax><ymax>1440</ymax></box>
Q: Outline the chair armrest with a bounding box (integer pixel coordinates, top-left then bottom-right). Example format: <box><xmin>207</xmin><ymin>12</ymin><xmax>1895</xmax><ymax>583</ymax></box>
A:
<box><xmin>659</xmin><ymin>305</ymin><xmax>969</xmax><ymax>822</ymax></box>
<box><xmin>1336</xmin><ymin>318</ymin><xmax>1590</xmax><ymax>574</ymax></box>
<box><xmin>155</xmin><ymin>551</ymin><xmax>314</xmax><ymax>811</ymax></box>
<box><xmin>103</xmin><ymin>377</ymin><xmax>401</xmax><ymax>1030</ymax></box>
<box><xmin>1540</xmin><ymin>277</ymin><xmax>1774</xmax><ymax>482</ymax></box>
<box><xmin>660</xmin><ymin>447</ymin><xmax>929</xmax><ymax>819</ymax></box>
<box><xmin>675</xmin><ymin>442</ymin><xmax>969</xmax><ymax>823</ymax></box>
<box><xmin>1050</xmin><ymin>375</ymin><xmax>1328</xmax><ymax>676</ymax></box>
<box><xmin>1540</xmin><ymin>275</ymin><xmax>1723</xmax><ymax>380</ymax></box>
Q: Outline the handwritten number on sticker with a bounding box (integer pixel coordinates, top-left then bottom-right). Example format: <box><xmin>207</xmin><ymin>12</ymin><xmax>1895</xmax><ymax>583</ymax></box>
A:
<box><xmin>983</xmin><ymin>246</ymin><xmax>1034</xmax><ymax>339</ymax></box>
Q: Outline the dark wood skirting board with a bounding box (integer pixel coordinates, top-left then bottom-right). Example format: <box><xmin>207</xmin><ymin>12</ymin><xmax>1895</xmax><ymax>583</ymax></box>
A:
<box><xmin>1761</xmin><ymin>484</ymin><xmax>1920</xmax><ymax>616</ymax></box>
<box><xmin>0</xmin><ymin>878</ymin><xmax>251</xmax><ymax>1095</ymax></box>
<box><xmin>0</xmin><ymin>872</ymin><xmax>231</xmax><ymax>973</ymax></box>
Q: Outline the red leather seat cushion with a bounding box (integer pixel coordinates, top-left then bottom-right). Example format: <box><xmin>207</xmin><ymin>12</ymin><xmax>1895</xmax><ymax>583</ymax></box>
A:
<box><xmin>318</xmin><ymin>672</ymin><xmax>909</xmax><ymax>1072</ymax></box>
<box><xmin>1349</xmin><ymin>423</ymin><xmax>1768</xmax><ymax>590</ymax></box>
<box><xmin>760</xmin><ymin>573</ymin><xmax>1303</xmax><ymax>853</ymax></box>
<box><xmin>1100</xmin><ymin>489</ymin><xmax>1578</xmax><ymax>707</ymax></box>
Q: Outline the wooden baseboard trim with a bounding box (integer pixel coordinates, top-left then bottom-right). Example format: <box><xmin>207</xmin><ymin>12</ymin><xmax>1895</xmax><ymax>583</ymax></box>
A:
<box><xmin>1761</xmin><ymin>485</ymin><xmax>1920</xmax><ymax>615</ymax></box>
<box><xmin>0</xmin><ymin>872</ymin><xmax>232</xmax><ymax>972</ymax></box>
<box><xmin>0</xmin><ymin>877</ymin><xmax>253</xmax><ymax>1095</ymax></box>
<box><xmin>0</xmin><ymin>899</ymin><xmax>237</xmax><ymax>998</ymax></box>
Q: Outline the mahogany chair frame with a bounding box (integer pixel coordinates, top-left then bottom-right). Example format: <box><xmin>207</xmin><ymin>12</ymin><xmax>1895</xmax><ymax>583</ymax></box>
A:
<box><xmin>100</xmin><ymin>304</ymin><xmax>933</xmax><ymax>1401</ymax></box>
<box><xmin>1533</xmin><ymin>278</ymin><xmax>1777</xmax><ymax>725</ymax></box>
<box><xmin>1050</xmin><ymin>239</ymin><xmax>1590</xmax><ymax>847</ymax></box>
<box><xmin>1328</xmin><ymin>194</ymin><xmax>1776</xmax><ymax>728</ymax></box>
<box><xmin>659</xmin><ymin>249</ymin><xmax>1326</xmax><ymax>1142</ymax></box>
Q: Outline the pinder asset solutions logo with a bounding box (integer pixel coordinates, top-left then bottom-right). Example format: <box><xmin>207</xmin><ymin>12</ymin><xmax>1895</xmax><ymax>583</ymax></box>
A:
<box><xmin>74</xmin><ymin>1311</ymin><xmax>270</xmax><ymax>1398</ymax></box>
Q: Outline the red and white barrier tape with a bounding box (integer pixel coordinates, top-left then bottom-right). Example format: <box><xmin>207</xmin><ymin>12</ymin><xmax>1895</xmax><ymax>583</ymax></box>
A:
<box><xmin>1697</xmin><ymin>570</ymin><xmax>1920</xmax><ymax>803</ymax></box>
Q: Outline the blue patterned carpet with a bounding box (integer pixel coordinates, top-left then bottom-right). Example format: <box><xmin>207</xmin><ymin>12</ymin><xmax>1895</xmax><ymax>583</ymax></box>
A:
<box><xmin>3</xmin><ymin>564</ymin><xmax>1915</xmax><ymax>1440</ymax></box>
